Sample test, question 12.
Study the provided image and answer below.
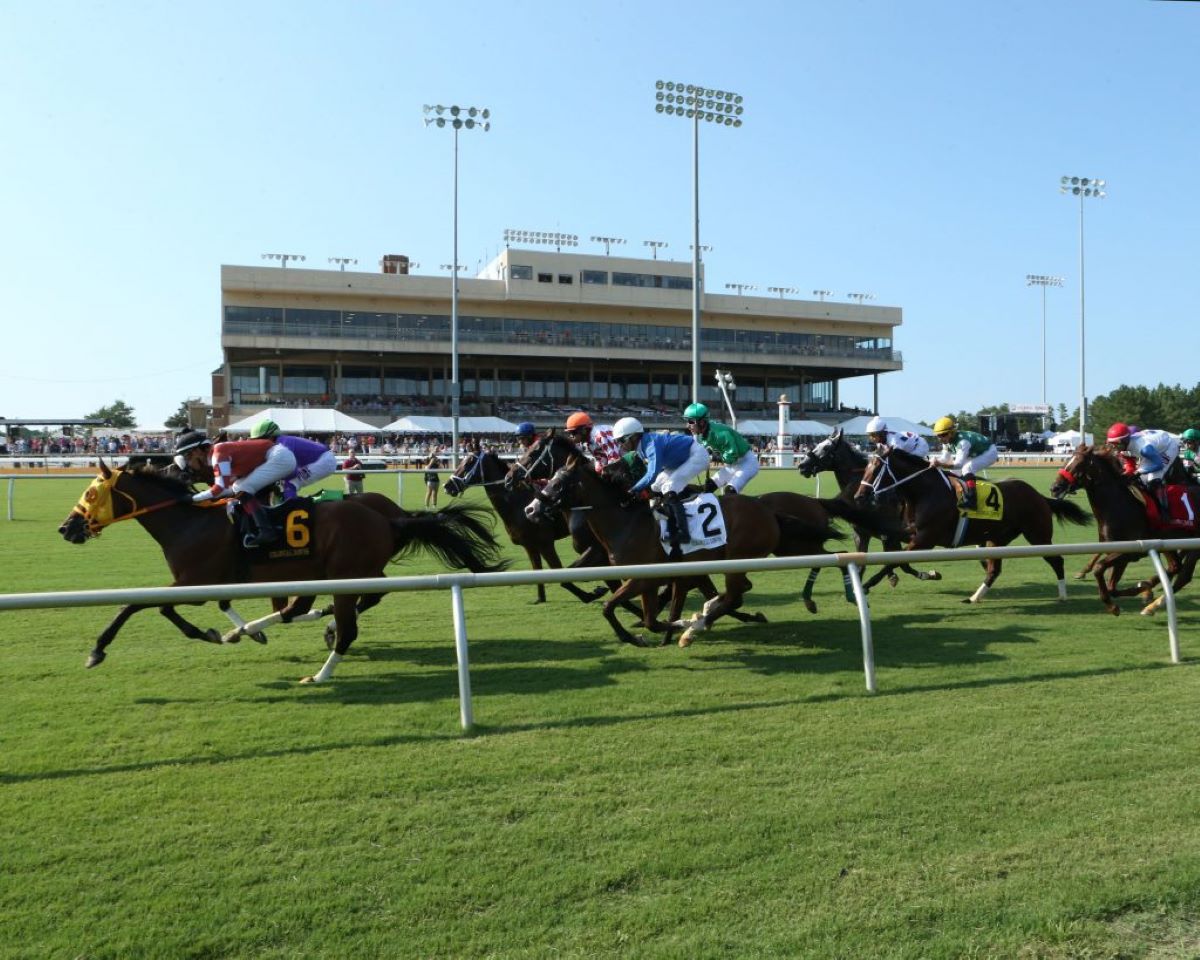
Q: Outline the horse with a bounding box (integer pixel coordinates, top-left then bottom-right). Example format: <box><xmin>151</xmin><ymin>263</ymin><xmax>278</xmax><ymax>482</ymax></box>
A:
<box><xmin>856</xmin><ymin>445</ymin><xmax>1091</xmax><ymax>602</ymax></box>
<box><xmin>796</xmin><ymin>428</ymin><xmax>941</xmax><ymax>592</ymax></box>
<box><xmin>1049</xmin><ymin>444</ymin><xmax>1200</xmax><ymax>615</ymax></box>
<box><xmin>443</xmin><ymin>443</ymin><xmax>608</xmax><ymax>606</ymax></box>
<box><xmin>58</xmin><ymin>461</ymin><xmax>505</xmax><ymax>682</ymax></box>
<box><xmin>528</xmin><ymin>451</ymin><xmax>842</xmax><ymax>647</ymax></box>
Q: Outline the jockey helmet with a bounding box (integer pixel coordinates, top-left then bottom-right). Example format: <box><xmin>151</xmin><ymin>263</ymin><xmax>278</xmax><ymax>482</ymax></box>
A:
<box><xmin>173</xmin><ymin>430</ymin><xmax>210</xmax><ymax>454</ymax></box>
<box><xmin>1106</xmin><ymin>422</ymin><xmax>1132</xmax><ymax>443</ymax></box>
<box><xmin>611</xmin><ymin>416</ymin><xmax>644</xmax><ymax>441</ymax></box>
<box><xmin>932</xmin><ymin>415</ymin><xmax>956</xmax><ymax>437</ymax></box>
<box><xmin>865</xmin><ymin>416</ymin><xmax>888</xmax><ymax>436</ymax></box>
<box><xmin>565</xmin><ymin>411</ymin><xmax>593</xmax><ymax>431</ymax></box>
<box><xmin>251</xmin><ymin>419</ymin><xmax>280</xmax><ymax>439</ymax></box>
<box><xmin>683</xmin><ymin>402</ymin><xmax>709</xmax><ymax>421</ymax></box>
<box><xmin>1182</xmin><ymin>428</ymin><xmax>1200</xmax><ymax>443</ymax></box>
<box><xmin>514</xmin><ymin>422</ymin><xmax>537</xmax><ymax>438</ymax></box>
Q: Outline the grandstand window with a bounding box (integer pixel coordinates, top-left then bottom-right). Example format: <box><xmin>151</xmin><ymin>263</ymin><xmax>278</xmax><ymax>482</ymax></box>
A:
<box><xmin>338</xmin><ymin>367</ymin><xmax>378</xmax><ymax>396</ymax></box>
<box><xmin>384</xmin><ymin>368</ymin><xmax>431</xmax><ymax>396</ymax></box>
<box><xmin>581</xmin><ymin>270</ymin><xmax>608</xmax><ymax>285</ymax></box>
<box><xmin>558</xmin><ymin>274</ymin><xmax>573</xmax><ymax>284</ymax></box>
<box><xmin>510</xmin><ymin>264</ymin><xmax>533</xmax><ymax>280</ymax></box>
<box><xmin>281</xmin><ymin>366</ymin><xmax>327</xmax><ymax>395</ymax></box>
<box><xmin>537</xmin><ymin>273</ymin><xmax>553</xmax><ymax>283</ymax></box>
<box><xmin>224</xmin><ymin>305</ymin><xmax>283</xmax><ymax>333</ymax></box>
<box><xmin>663</xmin><ymin>276</ymin><xmax>693</xmax><ymax>290</ymax></box>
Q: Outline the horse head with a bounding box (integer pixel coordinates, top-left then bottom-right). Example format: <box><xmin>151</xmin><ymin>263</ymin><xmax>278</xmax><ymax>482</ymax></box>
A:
<box><xmin>1051</xmin><ymin>444</ymin><xmax>1124</xmax><ymax>499</ymax></box>
<box><xmin>443</xmin><ymin>450</ymin><xmax>483</xmax><ymax>497</ymax></box>
<box><xmin>523</xmin><ymin>452</ymin><xmax>584</xmax><ymax>521</ymax></box>
<box><xmin>58</xmin><ymin>460</ymin><xmax>191</xmax><ymax>543</ymax></box>
<box><xmin>796</xmin><ymin>428</ymin><xmax>841</xmax><ymax>478</ymax></box>
<box><xmin>506</xmin><ymin>431</ymin><xmax>577</xmax><ymax>491</ymax></box>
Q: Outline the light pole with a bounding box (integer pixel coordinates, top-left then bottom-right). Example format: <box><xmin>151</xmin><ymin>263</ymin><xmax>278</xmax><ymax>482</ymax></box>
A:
<box><xmin>1026</xmin><ymin>274</ymin><xmax>1064</xmax><ymax>415</ymax></box>
<box><xmin>767</xmin><ymin>286</ymin><xmax>799</xmax><ymax>298</ymax></box>
<box><xmin>1059</xmin><ymin>175</ymin><xmax>1106</xmax><ymax>443</ymax></box>
<box><xmin>643</xmin><ymin>240</ymin><xmax>668</xmax><ymax>259</ymax></box>
<box><xmin>328</xmin><ymin>257</ymin><xmax>357</xmax><ymax>272</ymax></box>
<box><xmin>655</xmin><ymin>80</ymin><xmax>745</xmax><ymax>402</ymax></box>
<box><xmin>591</xmin><ymin>235</ymin><xmax>626</xmax><ymax>256</ymax></box>
<box><xmin>261</xmin><ymin>253</ymin><xmax>305</xmax><ymax>268</ymax></box>
<box><xmin>725</xmin><ymin>283</ymin><xmax>757</xmax><ymax>296</ymax></box>
<box><xmin>424</xmin><ymin>103</ymin><xmax>490</xmax><ymax>467</ymax></box>
<box><xmin>505</xmin><ymin>229</ymin><xmax>579</xmax><ymax>252</ymax></box>
<box><xmin>847</xmin><ymin>292</ymin><xmax>875</xmax><ymax>305</ymax></box>
<box><xmin>812</xmin><ymin>289</ymin><xmax>832</xmax><ymax>301</ymax></box>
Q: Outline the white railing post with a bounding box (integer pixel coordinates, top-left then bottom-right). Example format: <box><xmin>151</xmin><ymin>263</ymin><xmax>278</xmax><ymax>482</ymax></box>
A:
<box><xmin>845</xmin><ymin>561</ymin><xmax>876</xmax><ymax>693</ymax></box>
<box><xmin>7</xmin><ymin>477</ymin><xmax>13</xmax><ymax>521</ymax></box>
<box><xmin>1146</xmin><ymin>549</ymin><xmax>1181</xmax><ymax>664</ymax></box>
<box><xmin>451</xmin><ymin>584</ymin><xmax>474</xmax><ymax>730</ymax></box>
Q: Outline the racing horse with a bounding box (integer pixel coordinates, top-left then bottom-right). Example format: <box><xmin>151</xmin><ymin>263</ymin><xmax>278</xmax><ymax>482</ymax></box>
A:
<box><xmin>856</xmin><ymin>445</ymin><xmax>1090</xmax><ymax>603</ymax></box>
<box><xmin>443</xmin><ymin>442</ymin><xmax>609</xmax><ymax>605</ymax></box>
<box><xmin>1049</xmin><ymin>444</ymin><xmax>1200</xmax><ymax>615</ymax></box>
<box><xmin>796</xmin><ymin>428</ymin><xmax>941</xmax><ymax>593</ymax></box>
<box><xmin>58</xmin><ymin>461</ymin><xmax>505</xmax><ymax>682</ymax></box>
<box><xmin>527</xmin><ymin>450</ymin><xmax>842</xmax><ymax>647</ymax></box>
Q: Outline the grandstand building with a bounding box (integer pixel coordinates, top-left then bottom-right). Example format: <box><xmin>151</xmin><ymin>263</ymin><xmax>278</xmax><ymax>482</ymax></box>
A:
<box><xmin>214</xmin><ymin>247</ymin><xmax>902</xmax><ymax>429</ymax></box>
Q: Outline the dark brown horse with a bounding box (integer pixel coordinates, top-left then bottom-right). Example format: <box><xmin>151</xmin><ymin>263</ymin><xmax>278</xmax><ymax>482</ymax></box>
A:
<box><xmin>528</xmin><ymin>452</ymin><xmax>842</xmax><ymax>647</ymax></box>
<box><xmin>443</xmin><ymin>444</ymin><xmax>608</xmax><ymax>605</ymax></box>
<box><xmin>796</xmin><ymin>428</ymin><xmax>941</xmax><ymax>593</ymax></box>
<box><xmin>856</xmin><ymin>446</ymin><xmax>1090</xmax><ymax>602</ymax></box>
<box><xmin>58</xmin><ymin>461</ymin><xmax>505</xmax><ymax>682</ymax></box>
<box><xmin>1049</xmin><ymin>444</ymin><xmax>1200</xmax><ymax>615</ymax></box>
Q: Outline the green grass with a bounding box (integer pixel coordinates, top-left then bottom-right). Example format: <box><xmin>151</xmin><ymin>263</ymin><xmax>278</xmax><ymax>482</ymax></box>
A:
<box><xmin>2</xmin><ymin>467</ymin><xmax>1200</xmax><ymax>959</ymax></box>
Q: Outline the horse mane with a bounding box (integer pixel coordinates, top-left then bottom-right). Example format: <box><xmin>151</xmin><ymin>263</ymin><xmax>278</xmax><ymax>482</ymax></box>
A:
<box><xmin>830</xmin><ymin>433</ymin><xmax>869</xmax><ymax>468</ymax></box>
<box><xmin>126</xmin><ymin>462</ymin><xmax>194</xmax><ymax>497</ymax></box>
<box><xmin>885</xmin><ymin>446</ymin><xmax>929</xmax><ymax>470</ymax></box>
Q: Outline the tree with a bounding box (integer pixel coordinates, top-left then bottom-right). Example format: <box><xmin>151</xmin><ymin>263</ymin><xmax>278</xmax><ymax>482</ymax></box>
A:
<box><xmin>85</xmin><ymin>400</ymin><xmax>137</xmax><ymax>429</ymax></box>
<box><xmin>164</xmin><ymin>401</ymin><xmax>191</xmax><ymax>430</ymax></box>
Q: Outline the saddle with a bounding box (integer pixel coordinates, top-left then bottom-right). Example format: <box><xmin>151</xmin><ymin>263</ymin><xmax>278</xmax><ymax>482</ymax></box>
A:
<box><xmin>1130</xmin><ymin>484</ymin><xmax>1196</xmax><ymax>531</ymax></box>
<box><xmin>237</xmin><ymin>496</ymin><xmax>317</xmax><ymax>556</ymax></box>
<box><xmin>945</xmin><ymin>475</ymin><xmax>1004</xmax><ymax>520</ymax></box>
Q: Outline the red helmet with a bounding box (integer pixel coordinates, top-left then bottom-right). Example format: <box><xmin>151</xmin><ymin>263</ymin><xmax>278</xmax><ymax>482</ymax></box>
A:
<box><xmin>1106</xmin><ymin>422</ymin><xmax>1132</xmax><ymax>442</ymax></box>
<box><xmin>565</xmin><ymin>411</ymin><xmax>593</xmax><ymax>431</ymax></box>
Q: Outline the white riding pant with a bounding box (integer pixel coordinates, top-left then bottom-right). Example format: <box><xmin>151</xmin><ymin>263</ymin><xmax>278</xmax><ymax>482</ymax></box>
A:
<box><xmin>648</xmin><ymin>440</ymin><xmax>711</xmax><ymax>495</ymax></box>
<box><xmin>961</xmin><ymin>446</ymin><xmax>999</xmax><ymax>476</ymax></box>
<box><xmin>231</xmin><ymin>443</ymin><xmax>297</xmax><ymax>496</ymax></box>
<box><xmin>712</xmin><ymin>450</ymin><xmax>760</xmax><ymax>492</ymax></box>
<box><xmin>293</xmin><ymin>449</ymin><xmax>338</xmax><ymax>490</ymax></box>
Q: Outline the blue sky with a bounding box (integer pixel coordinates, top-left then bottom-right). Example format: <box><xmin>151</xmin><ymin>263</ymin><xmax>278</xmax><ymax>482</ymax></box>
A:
<box><xmin>1</xmin><ymin>0</ymin><xmax>1196</xmax><ymax>428</ymax></box>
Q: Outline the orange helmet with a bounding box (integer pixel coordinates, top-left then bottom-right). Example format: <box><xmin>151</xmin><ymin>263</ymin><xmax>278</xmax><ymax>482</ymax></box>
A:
<box><xmin>565</xmin><ymin>411</ymin><xmax>593</xmax><ymax>431</ymax></box>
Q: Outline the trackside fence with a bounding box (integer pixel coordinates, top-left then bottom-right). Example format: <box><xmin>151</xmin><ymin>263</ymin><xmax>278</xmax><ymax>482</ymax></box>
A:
<box><xmin>2</xmin><ymin>538</ymin><xmax>1197</xmax><ymax>731</ymax></box>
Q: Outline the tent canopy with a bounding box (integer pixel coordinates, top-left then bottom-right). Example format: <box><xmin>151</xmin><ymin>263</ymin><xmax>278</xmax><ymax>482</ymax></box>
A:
<box><xmin>736</xmin><ymin>419</ymin><xmax>833</xmax><ymax>437</ymax></box>
<box><xmin>383</xmin><ymin>415</ymin><xmax>519</xmax><ymax>433</ymax></box>
<box><xmin>836</xmin><ymin>415</ymin><xmax>936</xmax><ymax>437</ymax></box>
<box><xmin>224</xmin><ymin>408</ymin><xmax>379</xmax><ymax>434</ymax></box>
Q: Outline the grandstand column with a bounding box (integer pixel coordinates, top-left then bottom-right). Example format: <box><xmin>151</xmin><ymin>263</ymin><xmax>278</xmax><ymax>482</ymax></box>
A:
<box><xmin>777</xmin><ymin>394</ymin><xmax>793</xmax><ymax>468</ymax></box>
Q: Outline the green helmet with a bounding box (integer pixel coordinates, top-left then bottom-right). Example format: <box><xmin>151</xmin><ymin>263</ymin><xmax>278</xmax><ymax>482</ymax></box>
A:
<box><xmin>683</xmin><ymin>402</ymin><xmax>709</xmax><ymax>420</ymax></box>
<box><xmin>1182</xmin><ymin>428</ymin><xmax>1200</xmax><ymax>443</ymax></box>
<box><xmin>251</xmin><ymin>419</ymin><xmax>280</xmax><ymax>439</ymax></box>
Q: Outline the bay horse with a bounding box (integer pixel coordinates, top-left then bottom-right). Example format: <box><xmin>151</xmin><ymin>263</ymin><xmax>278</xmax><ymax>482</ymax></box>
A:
<box><xmin>796</xmin><ymin>428</ymin><xmax>941</xmax><ymax>592</ymax></box>
<box><xmin>443</xmin><ymin>443</ymin><xmax>608</xmax><ymax>605</ymax></box>
<box><xmin>1049</xmin><ymin>444</ymin><xmax>1200</xmax><ymax>615</ymax></box>
<box><xmin>856</xmin><ymin>446</ymin><xmax>1090</xmax><ymax>602</ymax></box>
<box><xmin>528</xmin><ymin>451</ymin><xmax>842</xmax><ymax>647</ymax></box>
<box><xmin>58</xmin><ymin>461</ymin><xmax>505</xmax><ymax>682</ymax></box>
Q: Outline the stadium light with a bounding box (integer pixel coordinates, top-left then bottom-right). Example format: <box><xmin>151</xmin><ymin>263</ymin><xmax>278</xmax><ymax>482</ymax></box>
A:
<box><xmin>327</xmin><ymin>257</ymin><xmax>357</xmax><ymax>272</ymax></box>
<box><xmin>1026</xmin><ymin>274</ymin><xmax>1065</xmax><ymax>413</ymax></box>
<box><xmin>767</xmin><ymin>286</ymin><xmax>799</xmax><ymax>298</ymax></box>
<box><xmin>725</xmin><ymin>283</ymin><xmax>757</xmax><ymax>296</ymax></box>
<box><xmin>812</xmin><ymin>289</ymin><xmax>832</xmax><ymax>301</ymax></box>
<box><xmin>847</xmin><ymin>292</ymin><xmax>875</xmax><ymax>304</ymax></box>
<box><xmin>1059</xmin><ymin>175</ymin><xmax>1106</xmax><ymax>442</ymax></box>
<box><xmin>590</xmin><ymin>235</ymin><xmax>626</xmax><ymax>256</ymax></box>
<box><xmin>643</xmin><ymin>240</ymin><xmax>669</xmax><ymax>260</ymax></box>
<box><xmin>261</xmin><ymin>253</ymin><xmax>306</xmax><ymax>268</ymax></box>
<box><xmin>504</xmin><ymin>229</ymin><xmax>579</xmax><ymax>252</ymax></box>
<box><xmin>655</xmin><ymin>80</ymin><xmax>746</xmax><ymax>402</ymax></box>
<box><xmin>424</xmin><ymin>102</ymin><xmax>491</xmax><ymax>467</ymax></box>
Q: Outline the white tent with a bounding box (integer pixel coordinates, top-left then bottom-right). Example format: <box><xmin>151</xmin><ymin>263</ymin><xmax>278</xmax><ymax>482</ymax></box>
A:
<box><xmin>224</xmin><ymin>407</ymin><xmax>379</xmax><ymax>434</ymax></box>
<box><xmin>837</xmin><ymin>415</ymin><xmax>936</xmax><ymax>437</ymax></box>
<box><xmin>383</xmin><ymin>415</ymin><xmax>518</xmax><ymax>433</ymax></box>
<box><xmin>736</xmin><ymin>419</ymin><xmax>833</xmax><ymax>437</ymax></box>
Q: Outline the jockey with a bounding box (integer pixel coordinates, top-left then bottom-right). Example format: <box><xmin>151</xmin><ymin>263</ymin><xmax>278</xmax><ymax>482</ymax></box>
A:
<box><xmin>930</xmin><ymin>415</ymin><xmax>998</xmax><ymax>510</ymax></box>
<box><xmin>683</xmin><ymin>401</ymin><xmax>759</xmax><ymax>494</ymax></box>
<box><xmin>1181</xmin><ymin>428</ymin><xmax>1200</xmax><ymax>479</ymax></box>
<box><xmin>865</xmin><ymin>416</ymin><xmax>930</xmax><ymax>457</ymax></box>
<box><xmin>563</xmin><ymin>411</ymin><xmax>622</xmax><ymax>471</ymax></box>
<box><xmin>192</xmin><ymin>419</ymin><xmax>338</xmax><ymax>548</ymax></box>
<box><xmin>1106</xmin><ymin>422</ymin><xmax>1180</xmax><ymax>515</ymax></box>
<box><xmin>514</xmin><ymin>421</ymin><xmax>538</xmax><ymax>451</ymax></box>
<box><xmin>613</xmin><ymin>415</ymin><xmax>710</xmax><ymax>555</ymax></box>
<box><xmin>169</xmin><ymin>429</ymin><xmax>213</xmax><ymax>486</ymax></box>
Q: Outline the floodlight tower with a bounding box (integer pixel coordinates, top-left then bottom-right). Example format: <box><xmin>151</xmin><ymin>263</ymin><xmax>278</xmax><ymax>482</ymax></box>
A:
<box><xmin>590</xmin><ymin>235</ymin><xmax>626</xmax><ymax>256</ymax></box>
<box><xmin>505</xmin><ymin>229</ymin><xmax>579</xmax><ymax>253</ymax></box>
<box><xmin>261</xmin><ymin>253</ymin><xmax>306</xmax><ymax>268</ymax></box>
<box><xmin>767</xmin><ymin>286</ymin><xmax>800</xmax><ymax>298</ymax></box>
<box><xmin>643</xmin><ymin>240</ymin><xmax>669</xmax><ymax>260</ymax></box>
<box><xmin>423</xmin><ymin>103</ymin><xmax>491</xmax><ymax>466</ymax></box>
<box><xmin>328</xmin><ymin>257</ymin><xmax>357</xmax><ymax>271</ymax></box>
<box><xmin>847</xmin><ymin>292</ymin><xmax>875</xmax><ymax>305</ymax></box>
<box><xmin>725</xmin><ymin>283</ymin><xmax>757</xmax><ymax>296</ymax></box>
<box><xmin>654</xmin><ymin>80</ymin><xmax>745</xmax><ymax>402</ymax></box>
<box><xmin>812</xmin><ymin>289</ymin><xmax>832</xmax><ymax>301</ymax></box>
<box><xmin>1059</xmin><ymin>175</ymin><xmax>1106</xmax><ymax>442</ymax></box>
<box><xmin>1026</xmin><ymin>274</ymin><xmax>1064</xmax><ymax>412</ymax></box>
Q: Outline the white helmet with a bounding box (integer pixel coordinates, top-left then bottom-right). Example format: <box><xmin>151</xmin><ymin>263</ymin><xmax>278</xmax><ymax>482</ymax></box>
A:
<box><xmin>865</xmin><ymin>416</ymin><xmax>888</xmax><ymax>434</ymax></box>
<box><xmin>611</xmin><ymin>416</ymin><xmax>644</xmax><ymax>440</ymax></box>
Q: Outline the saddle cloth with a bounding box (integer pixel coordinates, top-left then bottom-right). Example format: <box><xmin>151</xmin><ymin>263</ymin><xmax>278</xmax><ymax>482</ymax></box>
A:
<box><xmin>656</xmin><ymin>492</ymin><xmax>728</xmax><ymax>555</ymax></box>
<box><xmin>946</xmin><ymin>475</ymin><xmax>1004</xmax><ymax>521</ymax></box>
<box><xmin>237</xmin><ymin>496</ymin><xmax>316</xmax><ymax>558</ymax></box>
<box><xmin>1130</xmin><ymin>484</ymin><xmax>1196</xmax><ymax>531</ymax></box>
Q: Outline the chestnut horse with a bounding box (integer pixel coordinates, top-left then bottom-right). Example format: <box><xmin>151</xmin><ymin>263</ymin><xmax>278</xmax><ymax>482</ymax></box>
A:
<box><xmin>857</xmin><ymin>446</ymin><xmax>1090</xmax><ymax>603</ymax></box>
<box><xmin>1049</xmin><ymin>444</ymin><xmax>1200</xmax><ymax>615</ymax></box>
<box><xmin>59</xmin><ymin>461</ymin><xmax>505</xmax><ymax>682</ymax></box>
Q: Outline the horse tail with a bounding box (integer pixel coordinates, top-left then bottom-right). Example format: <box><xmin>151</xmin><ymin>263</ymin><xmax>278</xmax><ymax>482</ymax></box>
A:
<box><xmin>388</xmin><ymin>502</ymin><xmax>509</xmax><ymax>573</ymax></box>
<box><xmin>1045</xmin><ymin>496</ymin><xmax>1091</xmax><ymax>527</ymax></box>
<box><xmin>773</xmin><ymin>511</ymin><xmax>844</xmax><ymax>551</ymax></box>
<box><xmin>819</xmin><ymin>497</ymin><xmax>907</xmax><ymax>540</ymax></box>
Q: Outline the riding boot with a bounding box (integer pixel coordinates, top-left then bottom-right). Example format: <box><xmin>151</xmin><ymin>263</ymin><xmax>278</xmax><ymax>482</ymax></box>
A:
<box><xmin>666</xmin><ymin>490</ymin><xmax>691</xmax><ymax>551</ymax></box>
<box><xmin>722</xmin><ymin>484</ymin><xmax>738</xmax><ymax>496</ymax></box>
<box><xmin>959</xmin><ymin>475</ymin><xmax>977</xmax><ymax>510</ymax></box>
<box><xmin>1151</xmin><ymin>480</ymin><xmax>1170</xmax><ymax>522</ymax></box>
<box><xmin>240</xmin><ymin>496</ymin><xmax>279</xmax><ymax>548</ymax></box>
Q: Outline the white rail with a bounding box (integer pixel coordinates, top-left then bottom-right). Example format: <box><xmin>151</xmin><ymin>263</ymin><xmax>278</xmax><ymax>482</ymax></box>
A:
<box><xmin>2</xmin><ymin>538</ymin><xmax>1196</xmax><ymax>731</ymax></box>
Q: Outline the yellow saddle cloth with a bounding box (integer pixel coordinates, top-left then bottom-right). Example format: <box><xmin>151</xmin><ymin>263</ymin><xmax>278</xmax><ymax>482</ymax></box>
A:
<box><xmin>948</xmin><ymin>475</ymin><xmax>1004</xmax><ymax>520</ymax></box>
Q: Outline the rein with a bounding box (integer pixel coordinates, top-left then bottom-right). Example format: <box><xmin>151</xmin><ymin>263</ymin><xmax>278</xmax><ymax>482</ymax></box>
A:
<box><xmin>865</xmin><ymin>454</ymin><xmax>937</xmax><ymax>497</ymax></box>
<box><xmin>511</xmin><ymin>438</ymin><xmax>566</xmax><ymax>486</ymax></box>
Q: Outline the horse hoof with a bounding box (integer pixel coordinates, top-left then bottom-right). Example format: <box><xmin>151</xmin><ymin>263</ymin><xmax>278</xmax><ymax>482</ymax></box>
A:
<box><xmin>660</xmin><ymin>631</ymin><xmax>675</xmax><ymax>647</ymax></box>
<box><xmin>221</xmin><ymin>630</ymin><xmax>242</xmax><ymax>645</ymax></box>
<box><xmin>887</xmin><ymin>574</ymin><xmax>899</xmax><ymax>588</ymax></box>
<box><xmin>530</xmin><ymin>598</ymin><xmax>546</xmax><ymax>605</ymax></box>
<box><xmin>960</xmin><ymin>597</ymin><xmax>975</xmax><ymax>605</ymax></box>
<box><xmin>203</xmin><ymin>628</ymin><xmax>222</xmax><ymax>644</ymax></box>
<box><xmin>926</xmin><ymin>571</ymin><xmax>942</xmax><ymax>581</ymax></box>
<box><xmin>85</xmin><ymin>651</ymin><xmax>105</xmax><ymax>669</ymax></box>
<box><xmin>803</xmin><ymin>600</ymin><xmax>817</xmax><ymax>615</ymax></box>
<box><xmin>679</xmin><ymin>630</ymin><xmax>695</xmax><ymax>648</ymax></box>
<box><xmin>1107</xmin><ymin>606</ymin><xmax>1121</xmax><ymax>617</ymax></box>
<box><xmin>323</xmin><ymin>624</ymin><xmax>337</xmax><ymax>651</ymax></box>
<box><xmin>249</xmin><ymin>631</ymin><xmax>268</xmax><ymax>645</ymax></box>
<box><xmin>299</xmin><ymin>675</ymin><xmax>319</xmax><ymax>684</ymax></box>
<box><xmin>1140</xmin><ymin>604</ymin><xmax>1159</xmax><ymax>617</ymax></box>
<box><xmin>751</xmin><ymin>612</ymin><xmax>768</xmax><ymax>623</ymax></box>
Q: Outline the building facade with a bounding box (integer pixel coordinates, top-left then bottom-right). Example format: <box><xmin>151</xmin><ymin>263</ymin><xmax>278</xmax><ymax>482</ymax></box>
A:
<box><xmin>215</xmin><ymin>247</ymin><xmax>902</xmax><ymax>429</ymax></box>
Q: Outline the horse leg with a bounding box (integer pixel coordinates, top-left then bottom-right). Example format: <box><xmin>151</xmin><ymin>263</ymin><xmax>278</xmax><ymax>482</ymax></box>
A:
<box><xmin>800</xmin><ymin>567</ymin><xmax>820</xmax><ymax>614</ymax></box>
<box><xmin>1040</xmin><ymin>554</ymin><xmax>1069</xmax><ymax>602</ymax></box>
<box><xmin>301</xmin><ymin>594</ymin><xmax>359</xmax><ymax>683</ymax></box>
<box><xmin>525</xmin><ymin>547</ymin><xmax>547</xmax><ymax>604</ymax></box>
<box><xmin>965</xmin><ymin>558</ymin><xmax>1001</xmax><ymax>604</ymax></box>
<box><xmin>601</xmin><ymin>581</ymin><xmax>650</xmax><ymax>648</ymax></box>
<box><xmin>87</xmin><ymin>602</ymin><xmax>205</xmax><ymax>668</ymax></box>
<box><xmin>1093</xmin><ymin>553</ymin><xmax>1127</xmax><ymax>615</ymax></box>
<box><xmin>545</xmin><ymin>543</ymin><xmax>602</xmax><ymax>604</ymax></box>
<box><xmin>216</xmin><ymin>599</ymin><xmax>269</xmax><ymax>642</ymax></box>
<box><xmin>159</xmin><ymin>605</ymin><xmax>224</xmax><ymax>645</ymax></box>
<box><xmin>567</xmin><ymin>544</ymin><xmax>614</xmax><ymax>602</ymax></box>
<box><xmin>1141</xmin><ymin>552</ymin><xmax>1197</xmax><ymax>616</ymax></box>
<box><xmin>1075</xmin><ymin>553</ymin><xmax>1101</xmax><ymax>580</ymax></box>
<box><xmin>680</xmin><ymin>573</ymin><xmax>750</xmax><ymax>647</ymax></box>
<box><xmin>659</xmin><ymin>580</ymin><xmax>690</xmax><ymax>647</ymax></box>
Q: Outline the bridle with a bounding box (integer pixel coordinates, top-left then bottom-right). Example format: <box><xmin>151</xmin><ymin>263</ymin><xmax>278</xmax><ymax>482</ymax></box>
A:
<box><xmin>71</xmin><ymin>469</ymin><xmax>190</xmax><ymax>537</ymax></box>
<box><xmin>446</xmin><ymin>451</ymin><xmax>507</xmax><ymax>495</ymax></box>
<box><xmin>508</xmin><ymin>436</ymin><xmax>568</xmax><ymax>488</ymax></box>
<box><xmin>861</xmin><ymin>450</ymin><xmax>937</xmax><ymax>499</ymax></box>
